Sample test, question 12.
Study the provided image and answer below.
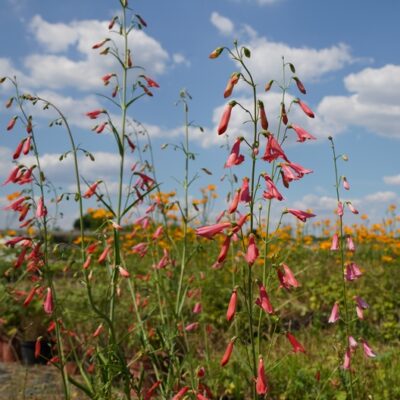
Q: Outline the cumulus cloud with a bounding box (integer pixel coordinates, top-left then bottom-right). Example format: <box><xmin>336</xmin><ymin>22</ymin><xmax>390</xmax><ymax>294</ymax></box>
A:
<box><xmin>317</xmin><ymin>64</ymin><xmax>400</xmax><ymax>139</ymax></box>
<box><xmin>210</xmin><ymin>12</ymin><xmax>235</xmax><ymax>36</ymax></box>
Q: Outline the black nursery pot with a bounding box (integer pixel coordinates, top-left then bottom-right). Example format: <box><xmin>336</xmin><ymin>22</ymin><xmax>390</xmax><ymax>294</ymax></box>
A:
<box><xmin>20</xmin><ymin>340</ymin><xmax>52</xmax><ymax>365</ymax></box>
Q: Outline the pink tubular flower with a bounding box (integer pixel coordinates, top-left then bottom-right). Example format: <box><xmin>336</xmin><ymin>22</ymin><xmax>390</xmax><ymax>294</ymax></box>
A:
<box><xmin>195</xmin><ymin>222</ymin><xmax>231</xmax><ymax>239</ymax></box>
<box><xmin>23</xmin><ymin>286</ymin><xmax>36</xmax><ymax>307</ymax></box>
<box><xmin>220</xmin><ymin>338</ymin><xmax>235</xmax><ymax>366</ymax></box>
<box><xmin>286</xmin><ymin>332</ymin><xmax>305</xmax><ymax>353</ymax></box>
<box><xmin>218</xmin><ymin>101</ymin><xmax>236</xmax><ymax>135</ymax></box>
<box><xmin>224</xmin><ymin>72</ymin><xmax>240</xmax><ymax>98</ymax></box>
<box><xmin>343</xmin><ymin>347</ymin><xmax>351</xmax><ymax>370</ymax></box>
<box><xmin>13</xmin><ymin>139</ymin><xmax>25</xmax><ymax>160</ymax></box>
<box><xmin>152</xmin><ymin>225</ymin><xmax>163</xmax><ymax>240</ymax></box>
<box><xmin>346</xmin><ymin>235</ymin><xmax>355</xmax><ymax>251</ymax></box>
<box><xmin>231</xmin><ymin>212</ymin><xmax>249</xmax><ymax>234</ymax></box>
<box><xmin>239</xmin><ymin>177</ymin><xmax>251</xmax><ymax>203</ymax></box>
<box><xmin>43</xmin><ymin>287</ymin><xmax>54</xmax><ymax>314</ymax></box>
<box><xmin>98</xmin><ymin>245</ymin><xmax>111</xmax><ymax>263</ymax></box>
<box><xmin>102</xmin><ymin>73</ymin><xmax>115</xmax><ymax>85</ymax></box>
<box><xmin>141</xmin><ymin>75</ymin><xmax>160</xmax><ymax>88</ymax></box>
<box><xmin>172</xmin><ymin>387</ymin><xmax>190</xmax><ymax>400</ymax></box>
<box><xmin>92</xmin><ymin>323</ymin><xmax>104</xmax><ymax>338</ymax></box>
<box><xmin>286</xmin><ymin>208</ymin><xmax>316</xmax><ymax>222</ymax></box>
<box><xmin>92</xmin><ymin>38</ymin><xmax>110</xmax><ymax>49</ymax></box>
<box><xmin>345</xmin><ymin>262</ymin><xmax>362</xmax><ymax>281</ymax></box>
<box><xmin>258</xmin><ymin>100</ymin><xmax>268</xmax><ymax>130</ymax></box>
<box><xmin>278</xmin><ymin>263</ymin><xmax>300</xmax><ymax>289</ymax></box>
<box><xmin>342</xmin><ymin>177</ymin><xmax>350</xmax><ymax>190</ymax></box>
<box><xmin>86</xmin><ymin>109</ymin><xmax>105</xmax><ymax>119</ymax></box>
<box><xmin>293</xmin><ymin>77</ymin><xmax>306</xmax><ymax>94</ymax></box>
<box><xmin>228</xmin><ymin>190</ymin><xmax>240</xmax><ymax>214</ymax></box>
<box><xmin>337</xmin><ymin>201</ymin><xmax>344</xmax><ymax>216</ymax></box>
<box><xmin>7</xmin><ymin>116</ymin><xmax>18</xmax><ymax>131</ymax></box>
<box><xmin>262</xmin><ymin>133</ymin><xmax>287</xmax><ymax>162</ymax></box>
<box><xmin>83</xmin><ymin>255</ymin><xmax>91</xmax><ymax>270</ymax></box>
<box><xmin>3</xmin><ymin>165</ymin><xmax>21</xmax><ymax>185</ymax></box>
<box><xmin>349</xmin><ymin>336</ymin><xmax>358</xmax><ymax>350</ymax></box>
<box><xmin>35</xmin><ymin>337</ymin><xmax>42</xmax><ymax>359</ymax></box>
<box><xmin>256</xmin><ymin>356</ymin><xmax>268</xmax><ymax>395</ymax></box>
<box><xmin>290</xmin><ymin>124</ymin><xmax>316</xmax><ymax>142</ymax></box>
<box><xmin>328</xmin><ymin>301</ymin><xmax>340</xmax><ymax>323</ymax></box>
<box><xmin>255</xmin><ymin>281</ymin><xmax>274</xmax><ymax>314</ymax></box>
<box><xmin>331</xmin><ymin>233</ymin><xmax>339</xmax><ymax>251</ymax></box>
<box><xmin>119</xmin><ymin>266</ymin><xmax>130</xmax><ymax>278</ymax></box>
<box><xmin>83</xmin><ymin>181</ymin><xmax>100</xmax><ymax>198</ymax></box>
<box><xmin>23</xmin><ymin>136</ymin><xmax>31</xmax><ymax>155</ymax></box>
<box><xmin>185</xmin><ymin>322</ymin><xmax>199</xmax><ymax>332</ymax></box>
<box><xmin>354</xmin><ymin>295</ymin><xmax>369</xmax><ymax>310</ymax></box>
<box><xmin>36</xmin><ymin>197</ymin><xmax>47</xmax><ymax>218</ymax></box>
<box><xmin>347</xmin><ymin>201</ymin><xmax>359</xmax><ymax>215</ymax></box>
<box><xmin>263</xmin><ymin>174</ymin><xmax>283</xmax><ymax>201</ymax></box>
<box><xmin>245</xmin><ymin>234</ymin><xmax>259</xmax><ymax>266</ymax></box>
<box><xmin>226</xmin><ymin>288</ymin><xmax>237</xmax><ymax>322</ymax></box>
<box><xmin>296</xmin><ymin>99</ymin><xmax>315</xmax><ymax>118</ymax></box>
<box><xmin>362</xmin><ymin>340</ymin><xmax>376</xmax><ymax>358</ymax></box>
<box><xmin>94</xmin><ymin>121</ymin><xmax>108</xmax><ymax>134</ymax></box>
<box><xmin>192</xmin><ymin>302</ymin><xmax>202</xmax><ymax>314</ymax></box>
<box><xmin>225</xmin><ymin>137</ymin><xmax>244</xmax><ymax>168</ymax></box>
<box><xmin>217</xmin><ymin>235</ymin><xmax>231</xmax><ymax>263</ymax></box>
<box><xmin>132</xmin><ymin>242</ymin><xmax>149</xmax><ymax>257</ymax></box>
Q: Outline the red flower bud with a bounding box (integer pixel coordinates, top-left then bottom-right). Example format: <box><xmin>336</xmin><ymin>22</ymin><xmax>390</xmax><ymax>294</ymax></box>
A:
<box><xmin>218</xmin><ymin>102</ymin><xmax>236</xmax><ymax>135</ymax></box>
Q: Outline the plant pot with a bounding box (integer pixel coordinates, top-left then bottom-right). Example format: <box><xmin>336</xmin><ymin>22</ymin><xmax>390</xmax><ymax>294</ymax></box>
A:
<box><xmin>2</xmin><ymin>340</ymin><xmax>17</xmax><ymax>362</ymax></box>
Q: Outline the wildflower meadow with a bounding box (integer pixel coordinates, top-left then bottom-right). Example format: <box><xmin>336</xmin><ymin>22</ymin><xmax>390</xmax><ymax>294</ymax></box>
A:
<box><xmin>0</xmin><ymin>1</ymin><xmax>399</xmax><ymax>399</ymax></box>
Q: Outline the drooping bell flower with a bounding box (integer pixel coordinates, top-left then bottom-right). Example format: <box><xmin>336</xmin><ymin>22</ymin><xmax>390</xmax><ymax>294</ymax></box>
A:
<box><xmin>224</xmin><ymin>72</ymin><xmax>240</xmax><ymax>98</ymax></box>
<box><xmin>346</xmin><ymin>201</ymin><xmax>359</xmax><ymax>215</ymax></box>
<box><xmin>209</xmin><ymin>47</ymin><xmax>224</xmax><ymax>59</ymax></box>
<box><xmin>218</xmin><ymin>101</ymin><xmax>236</xmax><ymax>135</ymax></box>
<box><xmin>286</xmin><ymin>332</ymin><xmax>305</xmax><ymax>353</ymax></box>
<box><xmin>228</xmin><ymin>190</ymin><xmax>240</xmax><ymax>214</ymax></box>
<box><xmin>14</xmin><ymin>248</ymin><xmax>28</xmax><ymax>269</ymax></box>
<box><xmin>132</xmin><ymin>242</ymin><xmax>149</xmax><ymax>257</ymax></box>
<box><xmin>263</xmin><ymin>174</ymin><xmax>283</xmax><ymax>201</ymax></box>
<box><xmin>196</xmin><ymin>393</ymin><xmax>208</xmax><ymax>400</ymax></box>
<box><xmin>290</xmin><ymin>124</ymin><xmax>316</xmax><ymax>142</ymax></box>
<box><xmin>258</xmin><ymin>100</ymin><xmax>269</xmax><ymax>130</ymax></box>
<box><xmin>226</xmin><ymin>288</ymin><xmax>237</xmax><ymax>322</ymax></box>
<box><xmin>245</xmin><ymin>233</ymin><xmax>259</xmax><ymax>266</ymax></box>
<box><xmin>239</xmin><ymin>177</ymin><xmax>251</xmax><ymax>203</ymax></box>
<box><xmin>295</xmin><ymin>99</ymin><xmax>315</xmax><ymax>118</ymax></box>
<box><xmin>220</xmin><ymin>337</ymin><xmax>236</xmax><ymax>366</ymax></box>
<box><xmin>5</xmin><ymin>236</ymin><xmax>31</xmax><ymax>247</ymax></box>
<box><xmin>342</xmin><ymin>177</ymin><xmax>350</xmax><ymax>190</ymax></box>
<box><xmin>94</xmin><ymin>121</ymin><xmax>108</xmax><ymax>134</ymax></box>
<box><xmin>330</xmin><ymin>233</ymin><xmax>339</xmax><ymax>251</ymax></box>
<box><xmin>23</xmin><ymin>286</ymin><xmax>36</xmax><ymax>306</ymax></box>
<box><xmin>102</xmin><ymin>73</ymin><xmax>115</xmax><ymax>85</ymax></box>
<box><xmin>231</xmin><ymin>212</ymin><xmax>249</xmax><ymax>234</ymax></box>
<box><xmin>36</xmin><ymin>197</ymin><xmax>47</xmax><ymax>218</ymax></box>
<box><xmin>83</xmin><ymin>181</ymin><xmax>101</xmax><ymax>198</ymax></box>
<box><xmin>152</xmin><ymin>225</ymin><xmax>163</xmax><ymax>240</ymax></box>
<box><xmin>286</xmin><ymin>208</ymin><xmax>316</xmax><ymax>223</ymax></box>
<box><xmin>286</xmin><ymin>161</ymin><xmax>313</xmax><ymax>178</ymax></box>
<box><xmin>255</xmin><ymin>281</ymin><xmax>274</xmax><ymax>314</ymax></box>
<box><xmin>348</xmin><ymin>336</ymin><xmax>358</xmax><ymax>350</ymax></box>
<box><xmin>43</xmin><ymin>287</ymin><xmax>54</xmax><ymax>314</ymax></box>
<box><xmin>328</xmin><ymin>301</ymin><xmax>339</xmax><ymax>323</ymax></box>
<box><xmin>85</xmin><ymin>109</ymin><xmax>106</xmax><ymax>119</ymax></box>
<box><xmin>108</xmin><ymin>16</ymin><xmax>118</xmax><ymax>30</ymax></box>
<box><xmin>119</xmin><ymin>266</ymin><xmax>130</xmax><ymax>278</ymax></box>
<box><xmin>35</xmin><ymin>337</ymin><xmax>42</xmax><ymax>359</ymax></box>
<box><xmin>225</xmin><ymin>137</ymin><xmax>244</xmax><ymax>168</ymax></box>
<box><xmin>5</xmin><ymin>196</ymin><xmax>27</xmax><ymax>211</ymax></box>
<box><xmin>217</xmin><ymin>235</ymin><xmax>231</xmax><ymax>264</ymax></box>
<box><xmin>196</xmin><ymin>222</ymin><xmax>231</xmax><ymax>239</ymax></box>
<box><xmin>256</xmin><ymin>356</ymin><xmax>268</xmax><ymax>395</ymax></box>
<box><xmin>7</xmin><ymin>116</ymin><xmax>18</xmax><ymax>131</ymax></box>
<box><xmin>83</xmin><ymin>255</ymin><xmax>91</xmax><ymax>269</ymax></box>
<box><xmin>262</xmin><ymin>133</ymin><xmax>287</xmax><ymax>162</ymax></box>
<box><xmin>92</xmin><ymin>323</ymin><xmax>104</xmax><ymax>337</ymax></box>
<box><xmin>278</xmin><ymin>263</ymin><xmax>300</xmax><ymax>289</ymax></box>
<box><xmin>345</xmin><ymin>262</ymin><xmax>362</xmax><ymax>281</ymax></box>
<box><xmin>337</xmin><ymin>201</ymin><xmax>344</xmax><ymax>217</ymax></box>
<box><xmin>193</xmin><ymin>302</ymin><xmax>202</xmax><ymax>314</ymax></box>
<box><xmin>346</xmin><ymin>235</ymin><xmax>355</xmax><ymax>251</ymax></box>
<box><xmin>362</xmin><ymin>340</ymin><xmax>376</xmax><ymax>358</ymax></box>
<box><xmin>3</xmin><ymin>165</ymin><xmax>21</xmax><ymax>185</ymax></box>
<box><xmin>126</xmin><ymin>136</ymin><xmax>136</xmax><ymax>152</ymax></box>
<box><xmin>343</xmin><ymin>347</ymin><xmax>351</xmax><ymax>369</ymax></box>
<box><xmin>134</xmin><ymin>172</ymin><xmax>155</xmax><ymax>190</ymax></box>
<box><xmin>293</xmin><ymin>76</ymin><xmax>306</xmax><ymax>94</ymax></box>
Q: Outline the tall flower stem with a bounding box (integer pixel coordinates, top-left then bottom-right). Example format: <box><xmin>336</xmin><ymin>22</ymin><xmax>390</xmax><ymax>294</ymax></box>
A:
<box><xmin>329</xmin><ymin>136</ymin><xmax>354</xmax><ymax>400</ymax></box>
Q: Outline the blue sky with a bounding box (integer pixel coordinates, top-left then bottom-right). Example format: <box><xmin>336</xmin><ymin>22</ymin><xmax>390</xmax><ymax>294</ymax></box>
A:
<box><xmin>1</xmin><ymin>0</ymin><xmax>399</xmax><ymax>229</ymax></box>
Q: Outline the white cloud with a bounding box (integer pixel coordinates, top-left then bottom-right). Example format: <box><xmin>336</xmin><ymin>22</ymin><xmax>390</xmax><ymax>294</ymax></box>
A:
<box><xmin>172</xmin><ymin>53</ymin><xmax>191</xmax><ymax>67</ymax></box>
<box><xmin>210</xmin><ymin>12</ymin><xmax>235</xmax><ymax>36</ymax></box>
<box><xmin>4</xmin><ymin>15</ymin><xmax>170</xmax><ymax>92</ymax></box>
<box><xmin>364</xmin><ymin>191</ymin><xmax>397</xmax><ymax>203</ymax></box>
<box><xmin>317</xmin><ymin>64</ymin><xmax>400</xmax><ymax>139</ymax></box>
<box><xmin>383</xmin><ymin>174</ymin><xmax>400</xmax><ymax>185</ymax></box>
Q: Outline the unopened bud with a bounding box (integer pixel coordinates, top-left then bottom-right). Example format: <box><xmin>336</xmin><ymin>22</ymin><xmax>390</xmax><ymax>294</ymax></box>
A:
<box><xmin>342</xmin><ymin>154</ymin><xmax>349</xmax><ymax>161</ymax></box>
